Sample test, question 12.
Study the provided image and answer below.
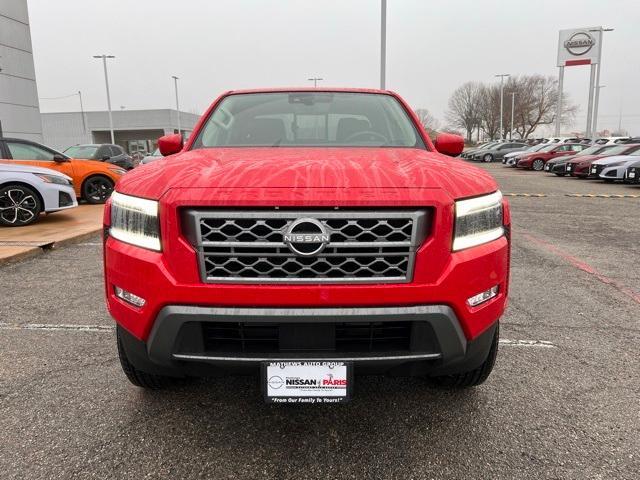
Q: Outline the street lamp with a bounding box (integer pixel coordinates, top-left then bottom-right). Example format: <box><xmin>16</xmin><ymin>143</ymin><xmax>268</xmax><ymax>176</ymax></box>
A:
<box><xmin>380</xmin><ymin>0</ymin><xmax>387</xmax><ymax>89</ymax></box>
<box><xmin>172</xmin><ymin>76</ymin><xmax>181</xmax><ymax>134</ymax></box>
<box><xmin>510</xmin><ymin>92</ymin><xmax>516</xmax><ymax>140</ymax></box>
<box><xmin>93</xmin><ymin>55</ymin><xmax>116</xmax><ymax>143</ymax></box>
<box><xmin>307</xmin><ymin>77</ymin><xmax>323</xmax><ymax>87</ymax></box>
<box><xmin>589</xmin><ymin>27</ymin><xmax>613</xmax><ymax>136</ymax></box>
<box><xmin>495</xmin><ymin>74</ymin><xmax>510</xmax><ymax>139</ymax></box>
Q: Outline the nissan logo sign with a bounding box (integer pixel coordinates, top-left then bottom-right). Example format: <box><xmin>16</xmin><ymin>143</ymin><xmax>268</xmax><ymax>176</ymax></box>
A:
<box><xmin>564</xmin><ymin>31</ymin><xmax>595</xmax><ymax>56</ymax></box>
<box><xmin>283</xmin><ymin>218</ymin><xmax>330</xmax><ymax>256</ymax></box>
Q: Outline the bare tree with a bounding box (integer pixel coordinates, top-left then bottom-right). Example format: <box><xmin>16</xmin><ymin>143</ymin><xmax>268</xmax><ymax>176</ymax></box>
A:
<box><xmin>478</xmin><ymin>84</ymin><xmax>501</xmax><ymax>140</ymax></box>
<box><xmin>415</xmin><ymin>108</ymin><xmax>440</xmax><ymax>137</ymax></box>
<box><xmin>446</xmin><ymin>75</ymin><xmax>577</xmax><ymax>140</ymax></box>
<box><xmin>445</xmin><ymin>82</ymin><xmax>482</xmax><ymax>142</ymax></box>
<box><xmin>505</xmin><ymin>75</ymin><xmax>577</xmax><ymax>138</ymax></box>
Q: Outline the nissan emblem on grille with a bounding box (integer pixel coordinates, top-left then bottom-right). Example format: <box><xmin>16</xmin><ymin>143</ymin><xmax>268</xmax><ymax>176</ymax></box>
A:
<box><xmin>184</xmin><ymin>209</ymin><xmax>428</xmax><ymax>284</ymax></box>
<box><xmin>282</xmin><ymin>218</ymin><xmax>331</xmax><ymax>256</ymax></box>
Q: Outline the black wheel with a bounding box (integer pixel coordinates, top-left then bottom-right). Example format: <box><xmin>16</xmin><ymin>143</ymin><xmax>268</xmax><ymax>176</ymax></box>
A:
<box><xmin>483</xmin><ymin>153</ymin><xmax>494</xmax><ymax>163</ymax></box>
<box><xmin>117</xmin><ymin>328</ymin><xmax>180</xmax><ymax>389</ymax></box>
<box><xmin>431</xmin><ymin>324</ymin><xmax>499</xmax><ymax>388</ymax></box>
<box><xmin>82</xmin><ymin>175</ymin><xmax>114</xmax><ymax>204</ymax></box>
<box><xmin>532</xmin><ymin>159</ymin><xmax>545</xmax><ymax>171</ymax></box>
<box><xmin>0</xmin><ymin>184</ymin><xmax>42</xmax><ymax>227</ymax></box>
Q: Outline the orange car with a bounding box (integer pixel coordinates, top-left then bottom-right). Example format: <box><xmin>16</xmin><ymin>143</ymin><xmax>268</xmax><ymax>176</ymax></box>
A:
<box><xmin>0</xmin><ymin>137</ymin><xmax>126</xmax><ymax>203</ymax></box>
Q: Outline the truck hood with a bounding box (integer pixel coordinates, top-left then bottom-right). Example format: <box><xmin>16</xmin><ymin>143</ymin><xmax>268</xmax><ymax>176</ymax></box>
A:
<box><xmin>116</xmin><ymin>148</ymin><xmax>498</xmax><ymax>200</ymax></box>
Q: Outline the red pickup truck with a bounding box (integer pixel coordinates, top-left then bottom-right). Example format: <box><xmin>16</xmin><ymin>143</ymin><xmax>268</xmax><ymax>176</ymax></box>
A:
<box><xmin>104</xmin><ymin>88</ymin><xmax>510</xmax><ymax>402</ymax></box>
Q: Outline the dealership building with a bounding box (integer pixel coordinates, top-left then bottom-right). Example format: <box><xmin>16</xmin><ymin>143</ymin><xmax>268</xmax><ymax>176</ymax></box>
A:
<box><xmin>41</xmin><ymin>109</ymin><xmax>200</xmax><ymax>154</ymax></box>
<box><xmin>0</xmin><ymin>0</ymin><xmax>43</xmax><ymax>142</ymax></box>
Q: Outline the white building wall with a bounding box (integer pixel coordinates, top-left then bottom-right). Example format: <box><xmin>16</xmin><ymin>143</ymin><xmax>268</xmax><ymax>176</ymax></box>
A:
<box><xmin>0</xmin><ymin>0</ymin><xmax>43</xmax><ymax>141</ymax></box>
<box><xmin>42</xmin><ymin>109</ymin><xmax>200</xmax><ymax>151</ymax></box>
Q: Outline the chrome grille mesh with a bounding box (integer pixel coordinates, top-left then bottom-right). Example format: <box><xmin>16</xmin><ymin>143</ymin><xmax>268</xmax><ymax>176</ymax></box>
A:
<box><xmin>184</xmin><ymin>210</ymin><xmax>428</xmax><ymax>284</ymax></box>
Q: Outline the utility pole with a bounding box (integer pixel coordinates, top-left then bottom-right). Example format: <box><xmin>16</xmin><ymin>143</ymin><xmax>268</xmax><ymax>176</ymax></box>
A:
<box><xmin>77</xmin><ymin>90</ymin><xmax>87</xmax><ymax>137</ymax></box>
<box><xmin>380</xmin><ymin>0</ymin><xmax>386</xmax><ymax>89</ymax></box>
<box><xmin>510</xmin><ymin>92</ymin><xmax>516</xmax><ymax>140</ymax></box>
<box><xmin>589</xmin><ymin>27</ymin><xmax>613</xmax><ymax>137</ymax></box>
<box><xmin>172</xmin><ymin>76</ymin><xmax>181</xmax><ymax>134</ymax></box>
<box><xmin>307</xmin><ymin>77</ymin><xmax>323</xmax><ymax>88</ymax></box>
<box><xmin>93</xmin><ymin>55</ymin><xmax>116</xmax><ymax>143</ymax></box>
<box><xmin>495</xmin><ymin>74</ymin><xmax>510</xmax><ymax>139</ymax></box>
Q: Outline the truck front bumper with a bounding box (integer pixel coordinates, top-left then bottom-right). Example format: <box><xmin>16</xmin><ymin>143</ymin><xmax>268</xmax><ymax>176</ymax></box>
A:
<box><xmin>117</xmin><ymin>304</ymin><xmax>499</xmax><ymax>377</ymax></box>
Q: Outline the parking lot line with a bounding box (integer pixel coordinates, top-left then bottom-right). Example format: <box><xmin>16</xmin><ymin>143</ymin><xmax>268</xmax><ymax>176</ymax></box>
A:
<box><xmin>503</xmin><ymin>193</ymin><xmax>547</xmax><ymax>197</ymax></box>
<box><xmin>519</xmin><ymin>231</ymin><xmax>640</xmax><ymax>305</ymax></box>
<box><xmin>565</xmin><ymin>193</ymin><xmax>640</xmax><ymax>198</ymax></box>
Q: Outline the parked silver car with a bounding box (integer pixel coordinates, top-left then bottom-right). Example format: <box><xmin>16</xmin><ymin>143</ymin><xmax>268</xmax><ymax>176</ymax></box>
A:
<box><xmin>592</xmin><ymin>155</ymin><xmax>640</xmax><ymax>182</ymax></box>
<box><xmin>473</xmin><ymin>142</ymin><xmax>528</xmax><ymax>162</ymax></box>
<box><xmin>0</xmin><ymin>163</ymin><xmax>77</xmax><ymax>226</ymax></box>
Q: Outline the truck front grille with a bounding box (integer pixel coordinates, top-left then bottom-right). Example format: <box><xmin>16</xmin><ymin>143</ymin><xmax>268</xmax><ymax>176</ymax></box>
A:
<box><xmin>201</xmin><ymin>321</ymin><xmax>415</xmax><ymax>353</ymax></box>
<box><xmin>183</xmin><ymin>210</ymin><xmax>429</xmax><ymax>283</ymax></box>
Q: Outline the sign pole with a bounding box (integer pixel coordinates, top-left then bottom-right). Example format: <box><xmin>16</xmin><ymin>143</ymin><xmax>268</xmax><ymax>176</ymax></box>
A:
<box><xmin>585</xmin><ymin>64</ymin><xmax>596</xmax><ymax>137</ymax></box>
<box><xmin>555</xmin><ymin>66</ymin><xmax>564</xmax><ymax>136</ymax></box>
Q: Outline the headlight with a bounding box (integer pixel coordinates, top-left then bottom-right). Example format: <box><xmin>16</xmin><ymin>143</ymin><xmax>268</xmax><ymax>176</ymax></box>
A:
<box><xmin>110</xmin><ymin>191</ymin><xmax>161</xmax><ymax>251</ymax></box>
<box><xmin>34</xmin><ymin>173</ymin><xmax>71</xmax><ymax>186</ymax></box>
<box><xmin>453</xmin><ymin>191</ymin><xmax>504</xmax><ymax>251</ymax></box>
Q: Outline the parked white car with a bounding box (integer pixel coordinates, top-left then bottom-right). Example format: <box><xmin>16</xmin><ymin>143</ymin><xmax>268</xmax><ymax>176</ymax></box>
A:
<box><xmin>591</xmin><ymin>155</ymin><xmax>640</xmax><ymax>182</ymax></box>
<box><xmin>0</xmin><ymin>163</ymin><xmax>77</xmax><ymax>226</ymax></box>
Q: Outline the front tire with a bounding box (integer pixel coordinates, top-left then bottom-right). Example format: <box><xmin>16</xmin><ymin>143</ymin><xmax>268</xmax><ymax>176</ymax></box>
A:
<box><xmin>82</xmin><ymin>175</ymin><xmax>114</xmax><ymax>204</ymax></box>
<box><xmin>483</xmin><ymin>154</ymin><xmax>494</xmax><ymax>163</ymax></box>
<box><xmin>532</xmin><ymin>159</ymin><xmax>545</xmax><ymax>171</ymax></box>
<box><xmin>431</xmin><ymin>323</ymin><xmax>499</xmax><ymax>388</ymax></box>
<box><xmin>0</xmin><ymin>184</ymin><xmax>42</xmax><ymax>226</ymax></box>
<box><xmin>117</xmin><ymin>327</ymin><xmax>181</xmax><ymax>389</ymax></box>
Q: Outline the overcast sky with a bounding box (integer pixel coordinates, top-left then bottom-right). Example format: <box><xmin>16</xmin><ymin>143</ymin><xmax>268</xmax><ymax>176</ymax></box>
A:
<box><xmin>29</xmin><ymin>0</ymin><xmax>640</xmax><ymax>134</ymax></box>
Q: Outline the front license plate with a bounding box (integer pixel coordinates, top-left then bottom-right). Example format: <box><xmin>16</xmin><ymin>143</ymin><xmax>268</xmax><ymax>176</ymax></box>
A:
<box><xmin>630</xmin><ymin>172</ymin><xmax>636</xmax><ymax>178</ymax></box>
<box><xmin>263</xmin><ymin>361</ymin><xmax>352</xmax><ymax>404</ymax></box>
<box><xmin>567</xmin><ymin>166</ymin><xmax>572</xmax><ymax>171</ymax></box>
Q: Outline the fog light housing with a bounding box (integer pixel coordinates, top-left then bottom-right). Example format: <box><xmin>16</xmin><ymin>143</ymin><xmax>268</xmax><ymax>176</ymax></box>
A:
<box><xmin>114</xmin><ymin>286</ymin><xmax>146</xmax><ymax>307</ymax></box>
<box><xmin>467</xmin><ymin>285</ymin><xmax>499</xmax><ymax>307</ymax></box>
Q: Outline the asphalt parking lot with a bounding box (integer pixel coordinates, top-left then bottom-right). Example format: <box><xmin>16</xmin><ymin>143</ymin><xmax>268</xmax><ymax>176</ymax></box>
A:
<box><xmin>1</xmin><ymin>164</ymin><xmax>638</xmax><ymax>479</ymax></box>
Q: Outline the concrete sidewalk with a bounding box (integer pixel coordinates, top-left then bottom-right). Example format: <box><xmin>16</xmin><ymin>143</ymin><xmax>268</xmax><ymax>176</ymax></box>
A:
<box><xmin>0</xmin><ymin>204</ymin><xmax>104</xmax><ymax>264</ymax></box>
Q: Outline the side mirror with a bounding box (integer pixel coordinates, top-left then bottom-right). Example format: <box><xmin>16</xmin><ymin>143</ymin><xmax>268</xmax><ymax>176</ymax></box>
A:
<box><xmin>102</xmin><ymin>156</ymin><xmax>111</xmax><ymax>161</ymax></box>
<box><xmin>434</xmin><ymin>133</ymin><xmax>464</xmax><ymax>157</ymax></box>
<box><xmin>158</xmin><ymin>133</ymin><xmax>184</xmax><ymax>156</ymax></box>
<box><xmin>53</xmin><ymin>153</ymin><xmax>68</xmax><ymax>163</ymax></box>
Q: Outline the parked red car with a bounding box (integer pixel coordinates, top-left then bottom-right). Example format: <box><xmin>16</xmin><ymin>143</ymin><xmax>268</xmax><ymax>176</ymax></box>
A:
<box><xmin>104</xmin><ymin>88</ymin><xmax>510</xmax><ymax>401</ymax></box>
<box><xmin>566</xmin><ymin>144</ymin><xmax>640</xmax><ymax>178</ymax></box>
<box><xmin>516</xmin><ymin>143</ymin><xmax>587</xmax><ymax>170</ymax></box>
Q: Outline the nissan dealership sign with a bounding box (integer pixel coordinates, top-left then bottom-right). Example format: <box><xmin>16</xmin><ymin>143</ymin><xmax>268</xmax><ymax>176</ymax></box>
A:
<box><xmin>557</xmin><ymin>27</ymin><xmax>602</xmax><ymax>66</ymax></box>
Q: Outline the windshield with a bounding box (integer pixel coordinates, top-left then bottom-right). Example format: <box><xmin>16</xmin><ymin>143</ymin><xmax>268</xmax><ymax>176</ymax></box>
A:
<box><xmin>530</xmin><ymin>144</ymin><xmax>548</xmax><ymax>152</ymax></box>
<box><xmin>191</xmin><ymin>92</ymin><xmax>424</xmax><ymax>148</ymax></box>
<box><xmin>577</xmin><ymin>145</ymin><xmax>608</xmax><ymax>156</ymax></box>
<box><xmin>539</xmin><ymin>145</ymin><xmax>558</xmax><ymax>152</ymax></box>
<box><xmin>64</xmin><ymin>145</ymin><xmax>98</xmax><ymax>158</ymax></box>
<box><xmin>603</xmin><ymin>145</ymin><xmax>632</xmax><ymax>156</ymax></box>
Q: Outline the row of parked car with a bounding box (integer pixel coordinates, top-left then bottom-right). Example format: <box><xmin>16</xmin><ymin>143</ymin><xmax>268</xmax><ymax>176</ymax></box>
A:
<box><xmin>0</xmin><ymin>138</ymin><xmax>132</xmax><ymax>226</ymax></box>
<box><xmin>461</xmin><ymin>137</ymin><xmax>640</xmax><ymax>184</ymax></box>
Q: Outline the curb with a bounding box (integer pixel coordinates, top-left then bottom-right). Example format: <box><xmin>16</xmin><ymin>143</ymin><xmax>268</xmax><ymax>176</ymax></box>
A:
<box><xmin>0</xmin><ymin>227</ymin><xmax>102</xmax><ymax>266</ymax></box>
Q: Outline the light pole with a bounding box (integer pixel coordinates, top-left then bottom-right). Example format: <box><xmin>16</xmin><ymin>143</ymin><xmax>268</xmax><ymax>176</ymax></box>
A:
<box><xmin>495</xmin><ymin>74</ymin><xmax>510</xmax><ymax>139</ymax></box>
<box><xmin>93</xmin><ymin>55</ymin><xmax>115</xmax><ymax>143</ymax></box>
<box><xmin>510</xmin><ymin>92</ymin><xmax>516</xmax><ymax>140</ymax></box>
<box><xmin>307</xmin><ymin>77</ymin><xmax>323</xmax><ymax>87</ymax></box>
<box><xmin>77</xmin><ymin>90</ymin><xmax>87</xmax><ymax>137</ymax></box>
<box><xmin>380</xmin><ymin>0</ymin><xmax>387</xmax><ymax>89</ymax></box>
<box><xmin>172</xmin><ymin>76</ymin><xmax>181</xmax><ymax>134</ymax></box>
<box><xmin>589</xmin><ymin>27</ymin><xmax>613</xmax><ymax>137</ymax></box>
